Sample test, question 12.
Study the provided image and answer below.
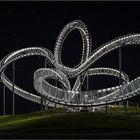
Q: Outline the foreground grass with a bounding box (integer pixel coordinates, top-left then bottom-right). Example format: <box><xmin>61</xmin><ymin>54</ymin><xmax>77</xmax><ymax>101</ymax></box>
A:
<box><xmin>0</xmin><ymin>106</ymin><xmax>140</xmax><ymax>138</ymax></box>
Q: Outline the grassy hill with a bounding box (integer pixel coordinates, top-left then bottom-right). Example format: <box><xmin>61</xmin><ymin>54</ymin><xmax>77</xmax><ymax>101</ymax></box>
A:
<box><xmin>1</xmin><ymin>106</ymin><xmax>140</xmax><ymax>138</ymax></box>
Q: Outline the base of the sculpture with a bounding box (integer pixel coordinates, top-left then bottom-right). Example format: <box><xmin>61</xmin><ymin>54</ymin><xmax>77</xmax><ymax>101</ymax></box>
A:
<box><xmin>80</xmin><ymin>109</ymin><xmax>89</xmax><ymax>112</ymax></box>
<box><xmin>80</xmin><ymin>107</ymin><xmax>89</xmax><ymax>112</ymax></box>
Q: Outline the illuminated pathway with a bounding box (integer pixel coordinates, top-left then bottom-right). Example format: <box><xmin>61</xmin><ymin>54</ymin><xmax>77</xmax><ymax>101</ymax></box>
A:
<box><xmin>1</xmin><ymin>20</ymin><xmax>140</xmax><ymax>112</ymax></box>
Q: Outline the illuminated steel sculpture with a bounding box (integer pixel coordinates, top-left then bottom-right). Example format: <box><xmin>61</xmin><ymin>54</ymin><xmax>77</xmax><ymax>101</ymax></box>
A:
<box><xmin>1</xmin><ymin>20</ymin><xmax>140</xmax><ymax>111</ymax></box>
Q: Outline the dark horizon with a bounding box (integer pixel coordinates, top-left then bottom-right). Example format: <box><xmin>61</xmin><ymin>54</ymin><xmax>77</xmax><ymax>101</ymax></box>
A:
<box><xmin>0</xmin><ymin>1</ymin><xmax>140</xmax><ymax>115</ymax></box>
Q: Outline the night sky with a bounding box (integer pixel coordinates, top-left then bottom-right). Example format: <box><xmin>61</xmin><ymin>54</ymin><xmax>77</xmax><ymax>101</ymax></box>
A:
<box><xmin>0</xmin><ymin>1</ymin><xmax>140</xmax><ymax>115</ymax></box>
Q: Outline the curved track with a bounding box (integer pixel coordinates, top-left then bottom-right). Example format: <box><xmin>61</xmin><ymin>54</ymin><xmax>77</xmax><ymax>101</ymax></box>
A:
<box><xmin>0</xmin><ymin>20</ymin><xmax>140</xmax><ymax>108</ymax></box>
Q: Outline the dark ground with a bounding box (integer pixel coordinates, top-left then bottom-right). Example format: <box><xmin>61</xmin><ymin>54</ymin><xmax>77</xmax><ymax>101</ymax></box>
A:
<box><xmin>1</xmin><ymin>107</ymin><xmax>140</xmax><ymax>139</ymax></box>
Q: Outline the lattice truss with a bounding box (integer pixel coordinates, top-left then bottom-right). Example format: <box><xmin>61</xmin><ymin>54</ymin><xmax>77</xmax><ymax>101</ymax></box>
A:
<box><xmin>0</xmin><ymin>20</ymin><xmax>140</xmax><ymax>108</ymax></box>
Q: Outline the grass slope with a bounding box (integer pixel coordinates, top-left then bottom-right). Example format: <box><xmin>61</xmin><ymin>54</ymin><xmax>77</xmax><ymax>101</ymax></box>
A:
<box><xmin>0</xmin><ymin>106</ymin><xmax>140</xmax><ymax>138</ymax></box>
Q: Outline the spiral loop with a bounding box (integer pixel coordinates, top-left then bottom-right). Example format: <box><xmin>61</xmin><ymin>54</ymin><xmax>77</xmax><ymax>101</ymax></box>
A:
<box><xmin>0</xmin><ymin>20</ymin><xmax>140</xmax><ymax>108</ymax></box>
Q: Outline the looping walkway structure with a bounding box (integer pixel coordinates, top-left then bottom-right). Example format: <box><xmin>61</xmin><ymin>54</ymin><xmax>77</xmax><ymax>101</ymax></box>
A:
<box><xmin>1</xmin><ymin>20</ymin><xmax>140</xmax><ymax>109</ymax></box>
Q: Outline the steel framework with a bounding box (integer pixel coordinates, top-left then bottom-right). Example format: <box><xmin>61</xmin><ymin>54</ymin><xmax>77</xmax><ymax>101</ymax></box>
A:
<box><xmin>0</xmin><ymin>20</ymin><xmax>140</xmax><ymax>111</ymax></box>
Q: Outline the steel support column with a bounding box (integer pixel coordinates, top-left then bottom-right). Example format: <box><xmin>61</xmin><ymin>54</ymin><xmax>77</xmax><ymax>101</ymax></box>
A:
<box><xmin>3</xmin><ymin>84</ymin><xmax>5</xmax><ymax>115</ymax></box>
<box><xmin>12</xmin><ymin>62</ymin><xmax>15</xmax><ymax>115</ymax></box>
<box><xmin>44</xmin><ymin>58</ymin><xmax>47</xmax><ymax>110</ymax></box>
<box><xmin>105</xmin><ymin>101</ymin><xmax>108</xmax><ymax>114</ymax></box>
<box><xmin>41</xmin><ymin>68</ymin><xmax>43</xmax><ymax>111</ymax></box>
<box><xmin>119</xmin><ymin>46</ymin><xmax>122</xmax><ymax>106</ymax></box>
<box><xmin>55</xmin><ymin>76</ymin><xmax>57</xmax><ymax>108</ymax></box>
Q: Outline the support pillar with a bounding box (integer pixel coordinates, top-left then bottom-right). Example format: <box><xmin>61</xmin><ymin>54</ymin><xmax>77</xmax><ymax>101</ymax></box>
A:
<box><xmin>3</xmin><ymin>85</ymin><xmax>5</xmax><ymax>115</ymax></box>
<box><xmin>124</xmin><ymin>100</ymin><xmax>127</xmax><ymax>112</ymax></box>
<box><xmin>85</xmin><ymin>70</ymin><xmax>89</xmax><ymax>111</ymax></box>
<box><xmin>41</xmin><ymin>96</ymin><xmax>43</xmax><ymax>111</ymax></box>
<box><xmin>55</xmin><ymin>79</ymin><xmax>58</xmax><ymax>108</ymax></box>
<box><xmin>80</xmin><ymin>74</ymin><xmax>82</xmax><ymax>104</ymax></box>
<box><xmin>12</xmin><ymin>62</ymin><xmax>15</xmax><ymax>115</ymax></box>
<box><xmin>127</xmin><ymin>99</ymin><xmax>129</xmax><ymax>107</ymax></box>
<box><xmin>137</xmin><ymin>100</ymin><xmax>139</xmax><ymax>108</ymax></box>
<box><xmin>119</xmin><ymin>46</ymin><xmax>122</xmax><ymax>107</ymax></box>
<box><xmin>86</xmin><ymin>70</ymin><xmax>89</xmax><ymax>93</ymax></box>
<box><xmin>105</xmin><ymin>101</ymin><xmax>108</xmax><ymax>114</ymax></box>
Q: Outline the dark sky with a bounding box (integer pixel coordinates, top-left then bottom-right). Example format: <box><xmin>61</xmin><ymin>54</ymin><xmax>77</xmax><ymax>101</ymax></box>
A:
<box><xmin>0</xmin><ymin>1</ymin><xmax>140</xmax><ymax>115</ymax></box>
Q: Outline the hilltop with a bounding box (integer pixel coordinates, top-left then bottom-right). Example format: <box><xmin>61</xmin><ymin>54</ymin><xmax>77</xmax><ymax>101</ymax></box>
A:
<box><xmin>0</xmin><ymin>106</ymin><xmax>140</xmax><ymax>138</ymax></box>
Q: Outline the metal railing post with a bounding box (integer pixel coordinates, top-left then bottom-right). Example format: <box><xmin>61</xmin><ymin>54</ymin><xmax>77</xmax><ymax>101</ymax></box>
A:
<box><xmin>41</xmin><ymin>70</ymin><xmax>43</xmax><ymax>111</ymax></box>
<box><xmin>44</xmin><ymin>58</ymin><xmax>47</xmax><ymax>110</ymax></box>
